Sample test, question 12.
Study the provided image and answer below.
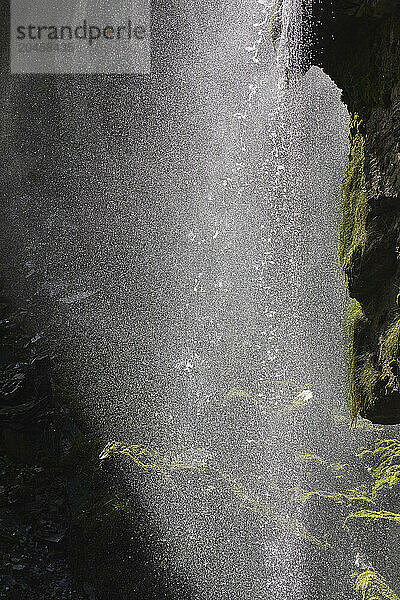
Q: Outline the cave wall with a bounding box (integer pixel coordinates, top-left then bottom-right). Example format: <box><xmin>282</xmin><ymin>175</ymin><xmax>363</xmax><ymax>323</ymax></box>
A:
<box><xmin>310</xmin><ymin>0</ymin><xmax>400</xmax><ymax>423</ymax></box>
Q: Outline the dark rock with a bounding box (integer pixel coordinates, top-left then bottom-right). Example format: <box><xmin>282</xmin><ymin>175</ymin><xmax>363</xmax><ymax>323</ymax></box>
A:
<box><xmin>309</xmin><ymin>1</ymin><xmax>400</xmax><ymax>423</ymax></box>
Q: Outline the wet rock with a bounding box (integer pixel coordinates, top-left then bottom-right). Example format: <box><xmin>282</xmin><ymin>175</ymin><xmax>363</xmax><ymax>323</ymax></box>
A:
<box><xmin>310</xmin><ymin>2</ymin><xmax>400</xmax><ymax>423</ymax></box>
<box><xmin>0</xmin><ymin>302</ymin><xmax>88</xmax><ymax>600</ymax></box>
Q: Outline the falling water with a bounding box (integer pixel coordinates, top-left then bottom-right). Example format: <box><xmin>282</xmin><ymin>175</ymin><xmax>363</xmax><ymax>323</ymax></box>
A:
<box><xmin>278</xmin><ymin>0</ymin><xmax>313</xmax><ymax>84</ymax></box>
<box><xmin>3</xmin><ymin>0</ymin><xmax>400</xmax><ymax>598</ymax></box>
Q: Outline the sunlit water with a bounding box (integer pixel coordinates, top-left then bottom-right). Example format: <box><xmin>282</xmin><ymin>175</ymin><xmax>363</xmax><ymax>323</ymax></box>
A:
<box><xmin>2</xmin><ymin>1</ymin><xmax>400</xmax><ymax>598</ymax></box>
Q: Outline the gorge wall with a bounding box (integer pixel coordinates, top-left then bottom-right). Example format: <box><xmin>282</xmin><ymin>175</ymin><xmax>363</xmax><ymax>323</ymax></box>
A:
<box><xmin>310</xmin><ymin>0</ymin><xmax>400</xmax><ymax>423</ymax></box>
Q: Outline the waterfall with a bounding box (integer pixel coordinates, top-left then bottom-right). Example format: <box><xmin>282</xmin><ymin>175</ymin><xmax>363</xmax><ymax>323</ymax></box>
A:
<box><xmin>278</xmin><ymin>0</ymin><xmax>313</xmax><ymax>86</ymax></box>
<box><xmin>4</xmin><ymin>0</ymin><xmax>386</xmax><ymax>598</ymax></box>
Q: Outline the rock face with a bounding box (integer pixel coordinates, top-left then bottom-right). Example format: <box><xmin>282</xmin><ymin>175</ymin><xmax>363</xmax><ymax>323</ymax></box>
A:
<box><xmin>309</xmin><ymin>1</ymin><xmax>400</xmax><ymax>423</ymax></box>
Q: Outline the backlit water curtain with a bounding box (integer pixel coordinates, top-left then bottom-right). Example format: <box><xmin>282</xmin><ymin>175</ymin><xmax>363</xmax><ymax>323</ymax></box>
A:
<box><xmin>2</xmin><ymin>0</ymin><xmax>400</xmax><ymax>599</ymax></box>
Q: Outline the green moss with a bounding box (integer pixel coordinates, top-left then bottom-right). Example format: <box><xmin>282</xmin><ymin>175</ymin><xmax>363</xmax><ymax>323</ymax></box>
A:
<box><xmin>298</xmin><ymin>486</ymin><xmax>373</xmax><ymax>506</ymax></box>
<box><xmin>344</xmin><ymin>300</ymin><xmax>379</xmax><ymax>421</ymax></box>
<box><xmin>345</xmin><ymin>509</ymin><xmax>400</xmax><ymax>529</ymax></box>
<box><xmin>383</xmin><ymin>318</ymin><xmax>400</xmax><ymax>364</ymax></box>
<box><xmin>215</xmin><ymin>470</ymin><xmax>330</xmax><ymax>549</ymax></box>
<box><xmin>104</xmin><ymin>441</ymin><xmax>329</xmax><ymax>548</ymax></box>
<box><xmin>359</xmin><ymin>439</ymin><xmax>400</xmax><ymax>498</ymax></box>
<box><xmin>338</xmin><ymin>114</ymin><xmax>369</xmax><ymax>278</ymax></box>
<box><xmin>353</xmin><ymin>567</ymin><xmax>400</xmax><ymax>600</ymax></box>
<box><xmin>354</xmin><ymin>353</ymin><xmax>381</xmax><ymax>421</ymax></box>
<box><xmin>104</xmin><ymin>494</ymin><xmax>133</xmax><ymax>513</ymax></box>
<box><xmin>269</xmin><ymin>0</ymin><xmax>282</xmax><ymax>51</ymax></box>
<box><xmin>297</xmin><ymin>453</ymin><xmax>326</xmax><ymax>466</ymax></box>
